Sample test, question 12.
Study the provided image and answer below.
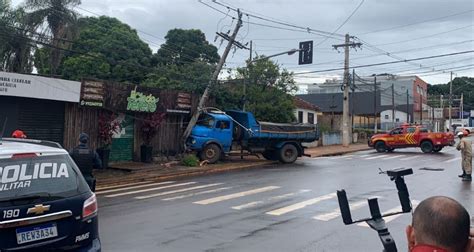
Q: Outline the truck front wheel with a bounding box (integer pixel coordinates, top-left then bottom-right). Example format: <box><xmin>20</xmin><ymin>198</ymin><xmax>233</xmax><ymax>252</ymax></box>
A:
<box><xmin>278</xmin><ymin>144</ymin><xmax>298</xmax><ymax>164</ymax></box>
<box><xmin>200</xmin><ymin>144</ymin><xmax>221</xmax><ymax>164</ymax></box>
<box><xmin>421</xmin><ymin>141</ymin><xmax>434</xmax><ymax>153</ymax></box>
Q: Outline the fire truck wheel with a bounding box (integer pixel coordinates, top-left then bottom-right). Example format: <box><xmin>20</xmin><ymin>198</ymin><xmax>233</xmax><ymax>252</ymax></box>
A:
<box><xmin>433</xmin><ymin>146</ymin><xmax>443</xmax><ymax>152</ymax></box>
<box><xmin>278</xmin><ymin>144</ymin><xmax>298</xmax><ymax>163</ymax></box>
<box><xmin>387</xmin><ymin>148</ymin><xmax>395</xmax><ymax>152</ymax></box>
<box><xmin>375</xmin><ymin>141</ymin><xmax>387</xmax><ymax>153</ymax></box>
<box><xmin>200</xmin><ymin>144</ymin><xmax>221</xmax><ymax>164</ymax></box>
<box><xmin>421</xmin><ymin>141</ymin><xmax>434</xmax><ymax>153</ymax></box>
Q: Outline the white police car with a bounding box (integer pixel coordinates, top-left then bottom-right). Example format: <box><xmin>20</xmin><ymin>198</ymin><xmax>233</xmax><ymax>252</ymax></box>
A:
<box><xmin>0</xmin><ymin>138</ymin><xmax>100</xmax><ymax>251</ymax></box>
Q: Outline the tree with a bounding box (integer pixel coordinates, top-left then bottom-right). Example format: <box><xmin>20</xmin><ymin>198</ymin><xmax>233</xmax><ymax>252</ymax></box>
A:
<box><xmin>35</xmin><ymin>16</ymin><xmax>153</xmax><ymax>83</ymax></box>
<box><xmin>144</xmin><ymin>29</ymin><xmax>219</xmax><ymax>93</ymax></box>
<box><xmin>428</xmin><ymin>77</ymin><xmax>474</xmax><ymax>111</ymax></box>
<box><xmin>0</xmin><ymin>0</ymin><xmax>35</xmax><ymax>73</ymax></box>
<box><xmin>216</xmin><ymin>56</ymin><xmax>298</xmax><ymax>123</ymax></box>
<box><xmin>25</xmin><ymin>0</ymin><xmax>81</xmax><ymax>75</ymax></box>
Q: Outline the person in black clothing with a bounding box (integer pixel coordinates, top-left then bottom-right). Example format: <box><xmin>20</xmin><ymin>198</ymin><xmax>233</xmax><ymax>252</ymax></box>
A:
<box><xmin>70</xmin><ymin>133</ymin><xmax>102</xmax><ymax>191</ymax></box>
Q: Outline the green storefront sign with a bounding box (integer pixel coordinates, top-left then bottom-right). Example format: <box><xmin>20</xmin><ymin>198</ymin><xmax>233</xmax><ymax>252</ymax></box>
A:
<box><xmin>126</xmin><ymin>89</ymin><xmax>158</xmax><ymax>113</ymax></box>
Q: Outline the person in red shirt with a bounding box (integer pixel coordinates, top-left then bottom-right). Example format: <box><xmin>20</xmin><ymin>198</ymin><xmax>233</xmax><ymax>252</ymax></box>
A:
<box><xmin>406</xmin><ymin>196</ymin><xmax>472</xmax><ymax>252</ymax></box>
<box><xmin>11</xmin><ymin>129</ymin><xmax>27</xmax><ymax>138</ymax></box>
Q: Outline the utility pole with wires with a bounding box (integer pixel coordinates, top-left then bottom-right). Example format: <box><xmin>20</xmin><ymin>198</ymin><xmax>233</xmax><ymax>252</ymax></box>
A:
<box><xmin>391</xmin><ymin>83</ymin><xmax>395</xmax><ymax>124</ymax></box>
<box><xmin>449</xmin><ymin>71</ymin><xmax>453</xmax><ymax>131</ymax></box>
<box><xmin>373</xmin><ymin>76</ymin><xmax>378</xmax><ymax>133</ymax></box>
<box><xmin>182</xmin><ymin>10</ymin><xmax>243</xmax><ymax>148</ymax></box>
<box><xmin>332</xmin><ymin>34</ymin><xmax>362</xmax><ymax>147</ymax></box>
<box><xmin>406</xmin><ymin>89</ymin><xmax>409</xmax><ymax>123</ymax></box>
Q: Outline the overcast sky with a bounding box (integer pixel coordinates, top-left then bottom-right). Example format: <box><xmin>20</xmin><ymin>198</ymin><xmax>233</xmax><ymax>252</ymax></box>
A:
<box><xmin>13</xmin><ymin>0</ymin><xmax>474</xmax><ymax>90</ymax></box>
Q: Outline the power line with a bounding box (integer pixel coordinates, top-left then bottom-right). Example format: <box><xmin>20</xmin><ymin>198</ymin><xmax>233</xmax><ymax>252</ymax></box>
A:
<box><xmin>292</xmin><ymin>50</ymin><xmax>474</xmax><ymax>75</ymax></box>
<box><xmin>315</xmin><ymin>0</ymin><xmax>365</xmax><ymax>47</ymax></box>
<box><xmin>372</xmin><ymin>24</ymin><xmax>473</xmax><ymax>47</ymax></box>
<box><xmin>358</xmin><ymin>9</ymin><xmax>474</xmax><ymax>35</ymax></box>
<box><xmin>208</xmin><ymin>0</ymin><xmax>345</xmax><ymax>39</ymax></box>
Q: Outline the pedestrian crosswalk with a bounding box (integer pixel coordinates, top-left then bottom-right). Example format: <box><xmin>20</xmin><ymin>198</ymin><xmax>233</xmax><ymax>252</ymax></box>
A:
<box><xmin>315</xmin><ymin>147</ymin><xmax>462</xmax><ymax>163</ymax></box>
<box><xmin>97</xmin><ymin>180</ymin><xmax>420</xmax><ymax>228</ymax></box>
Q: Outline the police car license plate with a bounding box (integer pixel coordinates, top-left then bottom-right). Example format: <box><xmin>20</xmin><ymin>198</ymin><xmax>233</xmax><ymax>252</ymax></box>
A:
<box><xmin>16</xmin><ymin>223</ymin><xmax>58</xmax><ymax>244</ymax></box>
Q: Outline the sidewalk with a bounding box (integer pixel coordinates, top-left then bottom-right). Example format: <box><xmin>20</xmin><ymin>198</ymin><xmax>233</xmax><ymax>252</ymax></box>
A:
<box><xmin>95</xmin><ymin>143</ymin><xmax>371</xmax><ymax>189</ymax></box>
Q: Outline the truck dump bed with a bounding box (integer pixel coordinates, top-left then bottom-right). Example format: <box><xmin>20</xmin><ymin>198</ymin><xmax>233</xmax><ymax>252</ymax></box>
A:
<box><xmin>226</xmin><ymin>110</ymin><xmax>319</xmax><ymax>143</ymax></box>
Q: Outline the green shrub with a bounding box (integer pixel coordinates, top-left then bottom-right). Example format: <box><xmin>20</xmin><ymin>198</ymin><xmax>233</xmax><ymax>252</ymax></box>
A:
<box><xmin>182</xmin><ymin>154</ymin><xmax>200</xmax><ymax>167</ymax></box>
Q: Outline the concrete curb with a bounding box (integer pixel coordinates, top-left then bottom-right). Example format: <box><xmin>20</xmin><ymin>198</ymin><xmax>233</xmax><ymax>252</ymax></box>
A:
<box><xmin>95</xmin><ymin>146</ymin><xmax>371</xmax><ymax>190</ymax></box>
<box><xmin>96</xmin><ymin>160</ymin><xmax>277</xmax><ymax>191</ymax></box>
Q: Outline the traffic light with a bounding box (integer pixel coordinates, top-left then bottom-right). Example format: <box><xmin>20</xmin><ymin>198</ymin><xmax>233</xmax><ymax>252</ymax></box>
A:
<box><xmin>299</xmin><ymin>41</ymin><xmax>313</xmax><ymax>65</ymax></box>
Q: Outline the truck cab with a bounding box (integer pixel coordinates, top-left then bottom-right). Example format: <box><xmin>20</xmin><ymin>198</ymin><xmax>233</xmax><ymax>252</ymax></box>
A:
<box><xmin>187</xmin><ymin>112</ymin><xmax>234</xmax><ymax>163</ymax></box>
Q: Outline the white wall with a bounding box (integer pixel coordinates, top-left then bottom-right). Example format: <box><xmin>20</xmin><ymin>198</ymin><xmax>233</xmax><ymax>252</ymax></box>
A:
<box><xmin>294</xmin><ymin>108</ymin><xmax>318</xmax><ymax>124</ymax></box>
<box><xmin>381</xmin><ymin>110</ymin><xmax>410</xmax><ymax>123</ymax></box>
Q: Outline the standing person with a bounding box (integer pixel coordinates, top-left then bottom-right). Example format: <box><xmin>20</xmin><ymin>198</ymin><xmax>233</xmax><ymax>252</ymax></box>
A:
<box><xmin>456</xmin><ymin>131</ymin><xmax>472</xmax><ymax>182</ymax></box>
<box><xmin>70</xmin><ymin>133</ymin><xmax>102</xmax><ymax>191</ymax></box>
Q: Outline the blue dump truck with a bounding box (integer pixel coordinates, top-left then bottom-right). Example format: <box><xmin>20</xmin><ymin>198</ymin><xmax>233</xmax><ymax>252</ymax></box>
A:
<box><xmin>186</xmin><ymin>110</ymin><xmax>319</xmax><ymax>164</ymax></box>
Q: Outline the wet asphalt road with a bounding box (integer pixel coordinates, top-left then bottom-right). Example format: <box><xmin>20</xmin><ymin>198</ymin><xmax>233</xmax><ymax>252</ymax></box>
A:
<box><xmin>97</xmin><ymin>145</ymin><xmax>473</xmax><ymax>252</ymax></box>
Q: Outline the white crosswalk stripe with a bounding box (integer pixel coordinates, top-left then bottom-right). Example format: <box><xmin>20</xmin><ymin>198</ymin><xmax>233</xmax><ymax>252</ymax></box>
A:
<box><xmin>400</xmin><ymin>156</ymin><xmax>418</xmax><ymax>161</ymax></box>
<box><xmin>105</xmin><ymin>182</ymin><xmax>196</xmax><ymax>198</ymax></box>
<box><xmin>331</xmin><ymin>155</ymin><xmax>353</xmax><ymax>159</ymax></box>
<box><xmin>382</xmin><ymin>155</ymin><xmax>405</xmax><ymax>160</ymax></box>
<box><xmin>266</xmin><ymin>192</ymin><xmax>337</xmax><ymax>216</ymax></box>
<box><xmin>96</xmin><ymin>181</ymin><xmax>156</xmax><ymax>191</ymax></box>
<box><xmin>231</xmin><ymin>189</ymin><xmax>311</xmax><ymax>210</ymax></box>
<box><xmin>365</xmin><ymin>155</ymin><xmax>388</xmax><ymax>160</ymax></box>
<box><xmin>312</xmin><ymin>200</ymin><xmax>367</xmax><ymax>221</ymax></box>
<box><xmin>96</xmin><ymin>181</ymin><xmax>175</xmax><ymax>195</ymax></box>
<box><xmin>162</xmin><ymin>187</ymin><xmax>233</xmax><ymax>201</ymax></box>
<box><xmin>357</xmin><ymin>200</ymin><xmax>420</xmax><ymax>228</ymax></box>
<box><xmin>443</xmin><ymin>157</ymin><xmax>461</xmax><ymax>163</ymax></box>
<box><xmin>359</xmin><ymin>154</ymin><xmax>371</xmax><ymax>158</ymax></box>
<box><xmin>194</xmin><ymin>186</ymin><xmax>280</xmax><ymax>205</ymax></box>
<box><xmin>135</xmin><ymin>183</ymin><xmax>223</xmax><ymax>200</ymax></box>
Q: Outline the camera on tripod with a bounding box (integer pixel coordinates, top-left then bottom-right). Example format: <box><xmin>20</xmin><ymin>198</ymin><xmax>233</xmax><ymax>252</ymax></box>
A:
<box><xmin>337</xmin><ymin>168</ymin><xmax>413</xmax><ymax>252</ymax></box>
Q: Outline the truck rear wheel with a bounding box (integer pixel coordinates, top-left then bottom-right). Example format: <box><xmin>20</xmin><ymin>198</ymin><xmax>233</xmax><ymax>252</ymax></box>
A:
<box><xmin>199</xmin><ymin>144</ymin><xmax>221</xmax><ymax>164</ymax></box>
<box><xmin>375</xmin><ymin>141</ymin><xmax>387</xmax><ymax>153</ymax></box>
<box><xmin>262</xmin><ymin>151</ymin><xmax>278</xmax><ymax>160</ymax></box>
<box><xmin>278</xmin><ymin>144</ymin><xmax>298</xmax><ymax>164</ymax></box>
<box><xmin>421</xmin><ymin>141</ymin><xmax>434</xmax><ymax>153</ymax></box>
<box><xmin>433</xmin><ymin>146</ymin><xmax>443</xmax><ymax>152</ymax></box>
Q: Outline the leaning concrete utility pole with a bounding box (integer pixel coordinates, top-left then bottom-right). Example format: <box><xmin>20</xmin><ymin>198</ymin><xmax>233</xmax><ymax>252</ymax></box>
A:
<box><xmin>332</xmin><ymin>34</ymin><xmax>362</xmax><ymax>147</ymax></box>
<box><xmin>182</xmin><ymin>10</ymin><xmax>243</xmax><ymax>147</ymax></box>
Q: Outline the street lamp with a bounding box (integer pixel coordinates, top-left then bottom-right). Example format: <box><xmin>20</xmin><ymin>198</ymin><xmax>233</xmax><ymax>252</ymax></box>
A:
<box><xmin>243</xmin><ymin>48</ymin><xmax>302</xmax><ymax>111</ymax></box>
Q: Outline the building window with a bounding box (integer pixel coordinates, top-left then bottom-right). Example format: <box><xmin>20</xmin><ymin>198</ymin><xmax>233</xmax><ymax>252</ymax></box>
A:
<box><xmin>396</xmin><ymin>118</ymin><xmax>400</xmax><ymax>122</ymax></box>
<box><xmin>308</xmin><ymin>112</ymin><xmax>314</xmax><ymax>124</ymax></box>
<box><xmin>298</xmin><ymin>111</ymin><xmax>303</xmax><ymax>123</ymax></box>
<box><xmin>385</xmin><ymin>115</ymin><xmax>389</xmax><ymax>119</ymax></box>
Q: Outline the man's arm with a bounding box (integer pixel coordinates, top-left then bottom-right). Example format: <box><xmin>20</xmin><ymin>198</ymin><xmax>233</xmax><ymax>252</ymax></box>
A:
<box><xmin>93</xmin><ymin>152</ymin><xmax>103</xmax><ymax>169</ymax></box>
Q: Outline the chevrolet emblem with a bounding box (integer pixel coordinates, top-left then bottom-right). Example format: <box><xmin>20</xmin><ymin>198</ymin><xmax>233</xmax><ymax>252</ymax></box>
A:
<box><xmin>27</xmin><ymin>204</ymin><xmax>50</xmax><ymax>215</ymax></box>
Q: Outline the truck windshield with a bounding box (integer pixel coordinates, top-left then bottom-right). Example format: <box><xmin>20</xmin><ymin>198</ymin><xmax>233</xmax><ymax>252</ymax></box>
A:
<box><xmin>197</xmin><ymin>114</ymin><xmax>215</xmax><ymax>128</ymax></box>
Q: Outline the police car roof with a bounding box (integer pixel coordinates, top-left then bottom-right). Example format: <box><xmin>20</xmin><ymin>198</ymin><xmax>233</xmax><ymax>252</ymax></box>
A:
<box><xmin>0</xmin><ymin>139</ymin><xmax>67</xmax><ymax>158</ymax></box>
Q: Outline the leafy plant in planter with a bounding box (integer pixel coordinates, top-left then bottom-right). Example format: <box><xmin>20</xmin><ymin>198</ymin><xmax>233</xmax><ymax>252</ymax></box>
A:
<box><xmin>140</xmin><ymin>111</ymin><xmax>166</xmax><ymax>163</ymax></box>
<box><xmin>97</xmin><ymin>111</ymin><xmax>121</xmax><ymax>168</ymax></box>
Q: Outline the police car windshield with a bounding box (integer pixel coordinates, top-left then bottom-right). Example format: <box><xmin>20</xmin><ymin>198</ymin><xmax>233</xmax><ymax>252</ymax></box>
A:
<box><xmin>0</xmin><ymin>154</ymin><xmax>88</xmax><ymax>204</ymax></box>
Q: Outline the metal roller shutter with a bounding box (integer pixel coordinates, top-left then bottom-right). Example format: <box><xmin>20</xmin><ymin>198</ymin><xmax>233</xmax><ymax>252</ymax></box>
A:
<box><xmin>18</xmin><ymin>98</ymin><xmax>65</xmax><ymax>144</ymax></box>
